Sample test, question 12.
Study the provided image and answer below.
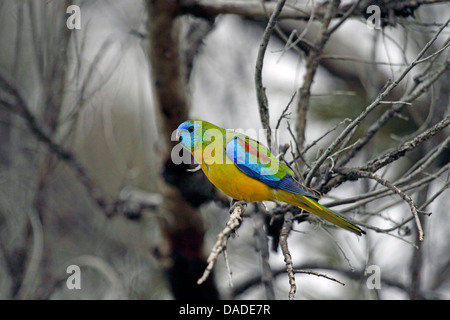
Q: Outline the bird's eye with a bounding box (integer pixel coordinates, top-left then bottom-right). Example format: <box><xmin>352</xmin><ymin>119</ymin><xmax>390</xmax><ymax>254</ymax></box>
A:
<box><xmin>188</xmin><ymin>126</ymin><xmax>194</xmax><ymax>133</ymax></box>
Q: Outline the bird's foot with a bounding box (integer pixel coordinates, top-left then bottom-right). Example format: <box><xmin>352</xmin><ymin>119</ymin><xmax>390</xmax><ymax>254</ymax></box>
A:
<box><xmin>229</xmin><ymin>199</ymin><xmax>247</xmax><ymax>214</ymax></box>
<box><xmin>228</xmin><ymin>200</ymin><xmax>246</xmax><ymax>238</ymax></box>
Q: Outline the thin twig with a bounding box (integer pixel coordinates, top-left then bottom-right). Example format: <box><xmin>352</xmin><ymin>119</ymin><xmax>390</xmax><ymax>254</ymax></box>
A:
<box><xmin>279</xmin><ymin>211</ymin><xmax>296</xmax><ymax>300</ymax></box>
<box><xmin>398</xmin><ymin>134</ymin><xmax>450</xmax><ymax>185</ymax></box>
<box><xmin>0</xmin><ymin>73</ymin><xmax>162</xmax><ymax>220</ymax></box>
<box><xmin>180</xmin><ymin>0</ymin><xmax>450</xmax><ymax>21</ymax></box>
<box><xmin>414</xmin><ymin>35</ymin><xmax>450</xmax><ymax>64</ymax></box>
<box><xmin>275</xmin><ymin>91</ymin><xmax>296</xmax><ymax>130</ymax></box>
<box><xmin>321</xmin><ymin>54</ymin><xmax>408</xmax><ymax>66</ymax></box>
<box><xmin>223</xmin><ymin>248</ymin><xmax>234</xmax><ymax>288</ymax></box>
<box><xmin>295</xmin><ymin>0</ymin><xmax>341</xmax><ymax>150</ymax></box>
<box><xmin>275</xmin><ymin>0</ymin><xmax>316</xmax><ymax>61</ymax></box>
<box><xmin>293</xmin><ymin>269</ymin><xmax>345</xmax><ymax>286</ymax></box>
<box><xmin>329</xmin><ymin>162</ymin><xmax>450</xmax><ymax>212</ymax></box>
<box><xmin>336</xmin><ymin>59</ymin><xmax>449</xmax><ymax>169</ymax></box>
<box><xmin>197</xmin><ymin>201</ymin><xmax>246</xmax><ymax>285</ymax></box>
<box><xmin>326</xmin><ymin>0</ymin><xmax>361</xmax><ymax>35</ymax></box>
<box><xmin>0</xmin><ymin>73</ymin><xmax>111</xmax><ymax>214</ymax></box>
<box><xmin>355</xmin><ymin>170</ymin><xmax>425</xmax><ymax>241</ymax></box>
<box><xmin>15</xmin><ymin>207</ymin><xmax>44</xmax><ymax>299</ymax></box>
<box><xmin>419</xmin><ymin>179</ymin><xmax>450</xmax><ymax>210</ymax></box>
<box><xmin>322</xmin><ymin>226</ymin><xmax>354</xmax><ymax>271</ymax></box>
<box><xmin>252</xmin><ymin>210</ymin><xmax>275</xmax><ymax>299</ymax></box>
<box><xmin>255</xmin><ymin>0</ymin><xmax>287</xmax><ymax>148</ymax></box>
<box><xmin>302</xmin><ymin>118</ymin><xmax>352</xmax><ymax>156</ymax></box>
<box><xmin>306</xmin><ymin>18</ymin><xmax>450</xmax><ymax>186</ymax></box>
<box><xmin>286</xmin><ymin>121</ymin><xmax>309</xmax><ymax>171</ymax></box>
<box><xmin>363</xmin><ymin>115</ymin><xmax>450</xmax><ymax>174</ymax></box>
<box><xmin>273</xmin><ymin>91</ymin><xmax>296</xmax><ymax>156</ymax></box>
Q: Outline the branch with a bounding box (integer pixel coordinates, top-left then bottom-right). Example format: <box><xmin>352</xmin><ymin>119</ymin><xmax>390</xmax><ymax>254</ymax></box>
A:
<box><xmin>354</xmin><ymin>170</ymin><xmax>426</xmax><ymax>241</ymax></box>
<box><xmin>180</xmin><ymin>0</ymin><xmax>316</xmax><ymax>20</ymax></box>
<box><xmin>324</xmin><ymin>122</ymin><xmax>450</xmax><ymax>210</ymax></box>
<box><xmin>252</xmin><ymin>210</ymin><xmax>275</xmax><ymax>299</ymax></box>
<box><xmin>325</xmin><ymin>163</ymin><xmax>450</xmax><ymax>211</ymax></box>
<box><xmin>293</xmin><ymin>269</ymin><xmax>345</xmax><ymax>286</ymax></box>
<box><xmin>15</xmin><ymin>207</ymin><xmax>44</xmax><ymax>299</ymax></box>
<box><xmin>330</xmin><ymin>162</ymin><xmax>450</xmax><ymax>216</ymax></box>
<box><xmin>255</xmin><ymin>0</ymin><xmax>287</xmax><ymax>148</ymax></box>
<box><xmin>306</xmin><ymin>18</ymin><xmax>450</xmax><ymax>187</ymax></box>
<box><xmin>337</xmin><ymin>59</ymin><xmax>450</xmax><ymax>168</ymax></box>
<box><xmin>180</xmin><ymin>0</ymin><xmax>448</xmax><ymax>23</ymax></box>
<box><xmin>279</xmin><ymin>211</ymin><xmax>296</xmax><ymax>300</ymax></box>
<box><xmin>146</xmin><ymin>0</ymin><xmax>218</xmax><ymax>299</ymax></box>
<box><xmin>326</xmin><ymin>0</ymin><xmax>362</xmax><ymax>36</ymax></box>
<box><xmin>0</xmin><ymin>73</ymin><xmax>163</xmax><ymax>220</ymax></box>
<box><xmin>197</xmin><ymin>201</ymin><xmax>246</xmax><ymax>285</ymax></box>
<box><xmin>363</xmin><ymin>115</ymin><xmax>450</xmax><ymax>174</ymax></box>
<box><xmin>0</xmin><ymin>73</ymin><xmax>113</xmax><ymax>215</ymax></box>
<box><xmin>295</xmin><ymin>0</ymin><xmax>341</xmax><ymax>151</ymax></box>
<box><xmin>116</xmin><ymin>187</ymin><xmax>162</xmax><ymax>220</ymax></box>
<box><xmin>233</xmin><ymin>263</ymin><xmax>439</xmax><ymax>299</ymax></box>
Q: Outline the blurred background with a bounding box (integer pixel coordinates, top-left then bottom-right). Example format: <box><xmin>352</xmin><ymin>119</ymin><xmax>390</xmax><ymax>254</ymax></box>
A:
<box><xmin>0</xmin><ymin>0</ymin><xmax>449</xmax><ymax>299</ymax></box>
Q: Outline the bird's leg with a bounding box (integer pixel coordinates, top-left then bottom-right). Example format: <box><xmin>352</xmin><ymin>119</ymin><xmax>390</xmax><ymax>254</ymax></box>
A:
<box><xmin>229</xmin><ymin>199</ymin><xmax>247</xmax><ymax>214</ymax></box>
<box><xmin>228</xmin><ymin>199</ymin><xmax>246</xmax><ymax>238</ymax></box>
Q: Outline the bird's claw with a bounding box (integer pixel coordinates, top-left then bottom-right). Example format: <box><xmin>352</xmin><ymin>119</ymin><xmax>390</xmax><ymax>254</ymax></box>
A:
<box><xmin>229</xmin><ymin>199</ymin><xmax>247</xmax><ymax>214</ymax></box>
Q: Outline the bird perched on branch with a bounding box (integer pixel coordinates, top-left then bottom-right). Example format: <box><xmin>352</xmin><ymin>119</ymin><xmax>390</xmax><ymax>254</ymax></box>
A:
<box><xmin>175</xmin><ymin>120</ymin><xmax>365</xmax><ymax>236</ymax></box>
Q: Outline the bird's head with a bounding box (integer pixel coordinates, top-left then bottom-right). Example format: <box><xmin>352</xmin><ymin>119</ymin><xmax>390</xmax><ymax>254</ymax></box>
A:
<box><xmin>176</xmin><ymin>120</ymin><xmax>204</xmax><ymax>152</ymax></box>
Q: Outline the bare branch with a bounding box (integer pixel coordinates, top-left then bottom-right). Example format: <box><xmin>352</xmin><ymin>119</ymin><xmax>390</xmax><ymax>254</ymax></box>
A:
<box><xmin>279</xmin><ymin>211</ymin><xmax>296</xmax><ymax>300</ymax></box>
<box><xmin>180</xmin><ymin>0</ymin><xmax>315</xmax><ymax>20</ymax></box>
<box><xmin>0</xmin><ymin>73</ymin><xmax>112</xmax><ymax>215</ymax></box>
<box><xmin>180</xmin><ymin>0</ymin><xmax>449</xmax><ymax>23</ymax></box>
<box><xmin>363</xmin><ymin>115</ymin><xmax>450</xmax><ymax>174</ymax></box>
<box><xmin>354</xmin><ymin>170</ymin><xmax>426</xmax><ymax>241</ymax></box>
<box><xmin>293</xmin><ymin>269</ymin><xmax>345</xmax><ymax>286</ymax></box>
<box><xmin>252</xmin><ymin>211</ymin><xmax>275</xmax><ymax>299</ymax></box>
<box><xmin>326</xmin><ymin>0</ymin><xmax>362</xmax><ymax>35</ymax></box>
<box><xmin>295</xmin><ymin>0</ymin><xmax>341</xmax><ymax>151</ymax></box>
<box><xmin>0</xmin><ymin>73</ymin><xmax>164</xmax><ymax>221</ymax></box>
<box><xmin>302</xmin><ymin>118</ymin><xmax>352</xmax><ymax>155</ymax></box>
<box><xmin>329</xmin><ymin>162</ymin><xmax>450</xmax><ymax>213</ymax></box>
<box><xmin>275</xmin><ymin>91</ymin><xmax>296</xmax><ymax>130</ymax></box>
<box><xmin>306</xmin><ymin>18</ymin><xmax>450</xmax><ymax>187</ymax></box>
<box><xmin>255</xmin><ymin>0</ymin><xmax>287</xmax><ymax>148</ymax></box>
<box><xmin>116</xmin><ymin>187</ymin><xmax>162</xmax><ymax>219</ymax></box>
<box><xmin>234</xmin><ymin>262</ymin><xmax>438</xmax><ymax>299</ymax></box>
<box><xmin>15</xmin><ymin>207</ymin><xmax>44</xmax><ymax>299</ymax></box>
<box><xmin>197</xmin><ymin>201</ymin><xmax>246</xmax><ymax>285</ymax></box>
<box><xmin>337</xmin><ymin>59</ymin><xmax>450</xmax><ymax>168</ymax></box>
<box><xmin>321</xmin><ymin>54</ymin><xmax>408</xmax><ymax>66</ymax></box>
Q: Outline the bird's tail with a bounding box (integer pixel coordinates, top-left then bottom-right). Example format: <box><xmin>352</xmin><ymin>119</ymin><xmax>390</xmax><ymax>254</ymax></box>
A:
<box><xmin>280</xmin><ymin>192</ymin><xmax>365</xmax><ymax>236</ymax></box>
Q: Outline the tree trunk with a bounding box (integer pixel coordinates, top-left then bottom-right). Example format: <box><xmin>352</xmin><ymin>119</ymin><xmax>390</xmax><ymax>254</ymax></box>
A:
<box><xmin>146</xmin><ymin>0</ymin><xmax>219</xmax><ymax>299</ymax></box>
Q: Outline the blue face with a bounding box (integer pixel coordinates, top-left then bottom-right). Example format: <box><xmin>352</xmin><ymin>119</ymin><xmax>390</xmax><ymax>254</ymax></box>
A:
<box><xmin>176</xmin><ymin>120</ymin><xmax>202</xmax><ymax>150</ymax></box>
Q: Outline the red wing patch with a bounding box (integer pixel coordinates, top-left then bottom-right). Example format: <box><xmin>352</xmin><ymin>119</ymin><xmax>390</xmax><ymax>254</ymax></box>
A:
<box><xmin>237</xmin><ymin>139</ymin><xmax>271</xmax><ymax>163</ymax></box>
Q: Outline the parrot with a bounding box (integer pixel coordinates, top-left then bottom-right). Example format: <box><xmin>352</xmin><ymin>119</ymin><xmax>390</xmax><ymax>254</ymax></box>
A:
<box><xmin>175</xmin><ymin>120</ymin><xmax>365</xmax><ymax>236</ymax></box>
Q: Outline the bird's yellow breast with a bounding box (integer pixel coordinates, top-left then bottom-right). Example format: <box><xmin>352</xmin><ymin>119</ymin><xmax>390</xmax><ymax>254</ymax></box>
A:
<box><xmin>201</xmin><ymin>162</ymin><xmax>272</xmax><ymax>202</ymax></box>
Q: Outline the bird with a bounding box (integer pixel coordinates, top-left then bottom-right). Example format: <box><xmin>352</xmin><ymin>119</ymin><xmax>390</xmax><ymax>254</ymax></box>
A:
<box><xmin>175</xmin><ymin>120</ymin><xmax>365</xmax><ymax>236</ymax></box>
